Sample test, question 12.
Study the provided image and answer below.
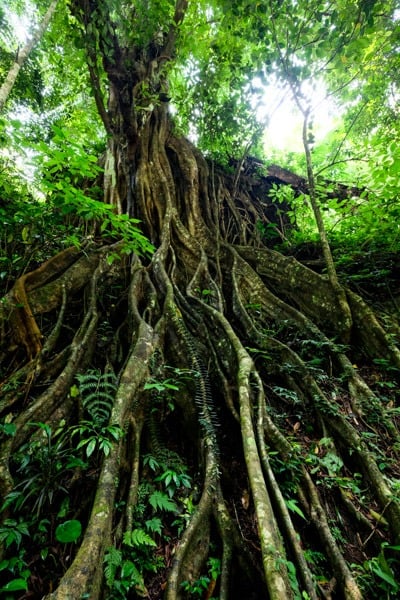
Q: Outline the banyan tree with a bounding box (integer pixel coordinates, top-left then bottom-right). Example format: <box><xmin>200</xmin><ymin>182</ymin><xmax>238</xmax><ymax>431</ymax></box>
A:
<box><xmin>1</xmin><ymin>1</ymin><xmax>400</xmax><ymax>598</ymax></box>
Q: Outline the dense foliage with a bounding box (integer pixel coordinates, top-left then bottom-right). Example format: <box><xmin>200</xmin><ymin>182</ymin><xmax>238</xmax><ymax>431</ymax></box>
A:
<box><xmin>0</xmin><ymin>1</ymin><xmax>399</xmax><ymax>599</ymax></box>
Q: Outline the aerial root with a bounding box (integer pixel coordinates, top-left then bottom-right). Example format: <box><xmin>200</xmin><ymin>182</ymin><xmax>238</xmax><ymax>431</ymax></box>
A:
<box><xmin>1</xmin><ymin>284</ymin><xmax>70</xmax><ymax>415</ymax></box>
<box><xmin>196</xmin><ymin>293</ymin><xmax>295</xmax><ymax>598</ymax></box>
<box><xmin>258</xmin><ymin>331</ymin><xmax>400</xmax><ymax>543</ymax></box>
<box><xmin>347</xmin><ymin>289</ymin><xmax>400</xmax><ymax>367</ymax></box>
<box><xmin>325</xmin><ymin>413</ymin><xmax>400</xmax><ymax>543</ymax></box>
<box><xmin>170</xmin><ymin>245</ymin><xmax>294</xmax><ymax>598</ymax></box>
<box><xmin>124</xmin><ymin>415</ymin><xmax>144</xmax><ymax>534</ymax></box>
<box><xmin>0</xmin><ymin>263</ymin><xmax>102</xmax><ymax>501</ymax></box>
<box><xmin>44</xmin><ymin>312</ymin><xmax>158</xmax><ymax>599</ymax></box>
<box><xmin>10</xmin><ymin>257</ymin><xmax>106</xmax><ymax>449</ymax></box>
<box><xmin>299</xmin><ymin>471</ymin><xmax>363</xmax><ymax>600</ymax></box>
<box><xmin>165</xmin><ymin>450</ymin><xmax>216</xmax><ymax>600</ymax></box>
<box><xmin>256</xmin><ymin>376</ymin><xmax>318</xmax><ymax>600</ymax></box>
<box><xmin>261</xmin><ymin>394</ymin><xmax>364</xmax><ymax>599</ymax></box>
<box><xmin>10</xmin><ymin>272</ymin><xmax>43</xmax><ymax>359</ymax></box>
<box><xmin>239</xmin><ymin>326</ymin><xmax>397</xmax><ymax>597</ymax></box>
<box><xmin>2</xmin><ymin>247</ymin><xmax>81</xmax><ymax>360</ymax></box>
<box><xmin>212</xmin><ymin>491</ymin><xmax>235</xmax><ymax>600</ymax></box>
<box><xmin>2</xmin><ymin>212</ymin><xmax>400</xmax><ymax>599</ymax></box>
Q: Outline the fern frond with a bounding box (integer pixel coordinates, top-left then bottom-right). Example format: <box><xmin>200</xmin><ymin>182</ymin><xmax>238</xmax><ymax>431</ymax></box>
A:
<box><xmin>76</xmin><ymin>369</ymin><xmax>117</xmax><ymax>426</ymax></box>
<box><xmin>149</xmin><ymin>490</ymin><xmax>177</xmax><ymax>512</ymax></box>
<box><xmin>123</xmin><ymin>528</ymin><xmax>157</xmax><ymax>547</ymax></box>
<box><xmin>104</xmin><ymin>546</ymin><xmax>122</xmax><ymax>587</ymax></box>
<box><xmin>145</xmin><ymin>517</ymin><xmax>163</xmax><ymax>534</ymax></box>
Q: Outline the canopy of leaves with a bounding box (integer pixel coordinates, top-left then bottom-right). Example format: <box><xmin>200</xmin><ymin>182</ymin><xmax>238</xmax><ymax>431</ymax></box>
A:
<box><xmin>1</xmin><ymin>0</ymin><xmax>398</xmax><ymax>255</ymax></box>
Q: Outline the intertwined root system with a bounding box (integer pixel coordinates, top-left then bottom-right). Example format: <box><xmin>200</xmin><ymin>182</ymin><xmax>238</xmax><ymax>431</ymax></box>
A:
<box><xmin>1</xmin><ymin>126</ymin><xmax>399</xmax><ymax>599</ymax></box>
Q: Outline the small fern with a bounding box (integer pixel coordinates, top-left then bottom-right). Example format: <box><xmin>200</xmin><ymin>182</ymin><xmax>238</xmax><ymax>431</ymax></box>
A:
<box><xmin>145</xmin><ymin>517</ymin><xmax>163</xmax><ymax>535</ymax></box>
<box><xmin>123</xmin><ymin>528</ymin><xmax>157</xmax><ymax>548</ymax></box>
<box><xmin>149</xmin><ymin>490</ymin><xmax>177</xmax><ymax>513</ymax></box>
<box><xmin>70</xmin><ymin>369</ymin><xmax>122</xmax><ymax>458</ymax></box>
<box><xmin>76</xmin><ymin>369</ymin><xmax>117</xmax><ymax>426</ymax></box>
<box><xmin>104</xmin><ymin>546</ymin><xmax>122</xmax><ymax>587</ymax></box>
<box><xmin>170</xmin><ymin>310</ymin><xmax>220</xmax><ymax>460</ymax></box>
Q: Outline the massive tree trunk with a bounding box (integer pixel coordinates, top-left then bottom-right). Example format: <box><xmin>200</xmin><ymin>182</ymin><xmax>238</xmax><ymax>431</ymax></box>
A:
<box><xmin>1</xmin><ymin>3</ymin><xmax>400</xmax><ymax>599</ymax></box>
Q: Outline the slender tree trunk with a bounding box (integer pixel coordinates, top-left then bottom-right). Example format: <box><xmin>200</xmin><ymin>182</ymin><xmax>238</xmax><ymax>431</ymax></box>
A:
<box><xmin>268</xmin><ymin>0</ymin><xmax>352</xmax><ymax>338</ymax></box>
<box><xmin>0</xmin><ymin>0</ymin><xmax>59</xmax><ymax>112</ymax></box>
<box><xmin>301</xmin><ymin>108</ymin><xmax>353</xmax><ymax>338</ymax></box>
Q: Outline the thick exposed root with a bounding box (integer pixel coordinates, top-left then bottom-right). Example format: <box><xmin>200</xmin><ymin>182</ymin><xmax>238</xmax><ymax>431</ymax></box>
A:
<box><xmin>1</xmin><ymin>120</ymin><xmax>399</xmax><ymax>599</ymax></box>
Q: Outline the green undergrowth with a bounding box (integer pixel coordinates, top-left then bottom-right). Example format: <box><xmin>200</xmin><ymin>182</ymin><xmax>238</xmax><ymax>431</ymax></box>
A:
<box><xmin>0</xmin><ymin>367</ymin><xmax>200</xmax><ymax>598</ymax></box>
<box><xmin>104</xmin><ymin>455</ymin><xmax>195</xmax><ymax>599</ymax></box>
<box><xmin>272</xmin><ymin>226</ymin><xmax>399</xmax><ymax>306</ymax></box>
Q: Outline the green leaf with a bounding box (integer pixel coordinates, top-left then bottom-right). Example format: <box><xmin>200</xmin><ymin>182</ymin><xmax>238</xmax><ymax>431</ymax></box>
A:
<box><xmin>55</xmin><ymin>520</ymin><xmax>82</xmax><ymax>543</ymax></box>
<box><xmin>285</xmin><ymin>498</ymin><xmax>306</xmax><ymax>520</ymax></box>
<box><xmin>57</xmin><ymin>498</ymin><xmax>70</xmax><ymax>519</ymax></box>
<box><xmin>99</xmin><ymin>439</ymin><xmax>112</xmax><ymax>456</ymax></box>
<box><xmin>123</xmin><ymin>529</ymin><xmax>148</xmax><ymax>547</ymax></box>
<box><xmin>107</xmin><ymin>425</ymin><xmax>123</xmax><ymax>440</ymax></box>
<box><xmin>370</xmin><ymin>564</ymin><xmax>399</xmax><ymax>590</ymax></box>
<box><xmin>0</xmin><ymin>422</ymin><xmax>17</xmax><ymax>437</ymax></box>
<box><xmin>144</xmin><ymin>381</ymin><xmax>165</xmax><ymax>391</ymax></box>
<box><xmin>21</xmin><ymin>226</ymin><xmax>30</xmax><ymax>243</ymax></box>
<box><xmin>85</xmin><ymin>438</ymin><xmax>97</xmax><ymax>457</ymax></box>
<box><xmin>0</xmin><ymin>578</ymin><xmax>28</xmax><ymax>592</ymax></box>
<box><xmin>149</xmin><ymin>490</ymin><xmax>177</xmax><ymax>512</ymax></box>
<box><xmin>69</xmin><ymin>384</ymin><xmax>80</xmax><ymax>398</ymax></box>
<box><xmin>124</xmin><ymin>528</ymin><xmax>157</xmax><ymax>547</ymax></box>
<box><xmin>143</xmin><ymin>454</ymin><xmax>160</xmax><ymax>471</ymax></box>
<box><xmin>120</xmin><ymin>559</ymin><xmax>137</xmax><ymax>578</ymax></box>
<box><xmin>145</xmin><ymin>517</ymin><xmax>163</xmax><ymax>535</ymax></box>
